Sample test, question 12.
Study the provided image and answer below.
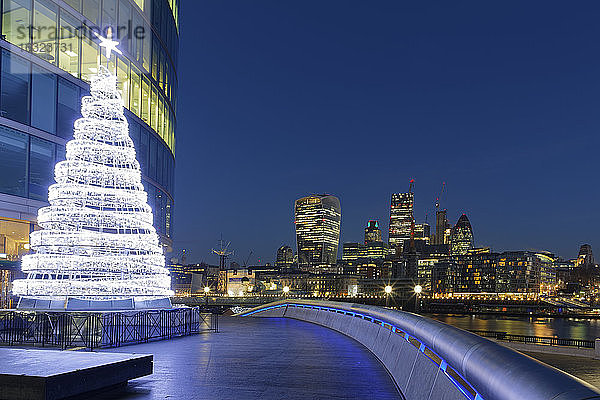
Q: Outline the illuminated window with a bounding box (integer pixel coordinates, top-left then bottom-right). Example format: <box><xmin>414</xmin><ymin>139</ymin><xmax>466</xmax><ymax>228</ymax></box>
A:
<box><xmin>141</xmin><ymin>76</ymin><xmax>150</xmax><ymax>124</ymax></box>
<box><xmin>0</xmin><ymin>218</ymin><xmax>30</xmax><ymax>262</ymax></box>
<box><xmin>130</xmin><ymin>65</ymin><xmax>141</xmax><ymax>116</ymax></box>
<box><xmin>32</xmin><ymin>0</ymin><xmax>57</xmax><ymax>65</ymax></box>
<box><xmin>81</xmin><ymin>35</ymin><xmax>99</xmax><ymax>82</ymax></box>
<box><xmin>116</xmin><ymin>56</ymin><xmax>130</xmax><ymax>109</ymax></box>
<box><xmin>58</xmin><ymin>11</ymin><xmax>80</xmax><ymax>77</ymax></box>
<box><xmin>2</xmin><ymin>0</ymin><xmax>31</xmax><ymax>47</ymax></box>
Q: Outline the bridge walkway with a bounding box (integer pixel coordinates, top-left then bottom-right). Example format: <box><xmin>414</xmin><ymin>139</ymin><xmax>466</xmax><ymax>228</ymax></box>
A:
<box><xmin>93</xmin><ymin>316</ymin><xmax>401</xmax><ymax>399</ymax></box>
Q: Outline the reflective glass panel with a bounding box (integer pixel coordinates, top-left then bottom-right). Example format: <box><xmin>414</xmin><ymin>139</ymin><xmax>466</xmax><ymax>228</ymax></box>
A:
<box><xmin>1</xmin><ymin>50</ymin><xmax>30</xmax><ymax>124</ymax></box>
<box><xmin>32</xmin><ymin>0</ymin><xmax>57</xmax><ymax>65</ymax></box>
<box><xmin>31</xmin><ymin>64</ymin><xmax>57</xmax><ymax>134</ymax></box>
<box><xmin>141</xmin><ymin>76</ymin><xmax>150</xmax><ymax>124</ymax></box>
<box><xmin>81</xmin><ymin>35</ymin><xmax>98</xmax><ymax>82</ymax></box>
<box><xmin>2</xmin><ymin>0</ymin><xmax>31</xmax><ymax>48</ymax></box>
<box><xmin>130</xmin><ymin>65</ymin><xmax>141</xmax><ymax>115</ymax></box>
<box><xmin>57</xmin><ymin>78</ymin><xmax>79</xmax><ymax>139</ymax></box>
<box><xmin>29</xmin><ymin>136</ymin><xmax>55</xmax><ymax>201</ymax></box>
<box><xmin>116</xmin><ymin>56</ymin><xmax>130</xmax><ymax>109</ymax></box>
<box><xmin>58</xmin><ymin>11</ymin><xmax>80</xmax><ymax>77</ymax></box>
<box><xmin>0</xmin><ymin>126</ymin><xmax>28</xmax><ymax>197</ymax></box>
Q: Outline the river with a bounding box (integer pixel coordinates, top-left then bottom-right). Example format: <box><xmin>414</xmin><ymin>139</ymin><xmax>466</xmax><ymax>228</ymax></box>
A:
<box><xmin>427</xmin><ymin>314</ymin><xmax>600</xmax><ymax>340</ymax></box>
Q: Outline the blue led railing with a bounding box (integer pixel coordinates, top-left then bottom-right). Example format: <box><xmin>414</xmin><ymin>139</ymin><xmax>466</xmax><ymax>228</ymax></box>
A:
<box><xmin>239</xmin><ymin>300</ymin><xmax>600</xmax><ymax>400</ymax></box>
<box><xmin>241</xmin><ymin>302</ymin><xmax>482</xmax><ymax>400</ymax></box>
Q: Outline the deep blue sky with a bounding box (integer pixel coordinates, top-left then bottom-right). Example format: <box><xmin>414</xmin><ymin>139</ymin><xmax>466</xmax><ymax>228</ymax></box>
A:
<box><xmin>173</xmin><ymin>1</ymin><xmax>600</xmax><ymax>265</ymax></box>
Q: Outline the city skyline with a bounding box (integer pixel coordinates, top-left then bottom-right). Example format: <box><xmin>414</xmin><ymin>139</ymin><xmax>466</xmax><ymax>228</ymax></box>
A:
<box><xmin>173</xmin><ymin>1</ymin><xmax>600</xmax><ymax>264</ymax></box>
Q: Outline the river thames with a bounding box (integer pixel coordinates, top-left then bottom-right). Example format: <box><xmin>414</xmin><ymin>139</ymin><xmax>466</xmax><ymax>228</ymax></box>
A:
<box><xmin>428</xmin><ymin>313</ymin><xmax>600</xmax><ymax>340</ymax></box>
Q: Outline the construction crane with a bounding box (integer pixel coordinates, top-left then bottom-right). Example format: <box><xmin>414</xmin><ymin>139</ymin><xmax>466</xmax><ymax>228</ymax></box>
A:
<box><xmin>243</xmin><ymin>251</ymin><xmax>253</xmax><ymax>267</ymax></box>
<box><xmin>212</xmin><ymin>237</ymin><xmax>233</xmax><ymax>270</ymax></box>
<box><xmin>435</xmin><ymin>181</ymin><xmax>446</xmax><ymax>211</ymax></box>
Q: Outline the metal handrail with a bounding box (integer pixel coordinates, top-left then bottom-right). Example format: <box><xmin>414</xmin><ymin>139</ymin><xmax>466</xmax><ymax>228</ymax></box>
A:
<box><xmin>469</xmin><ymin>330</ymin><xmax>595</xmax><ymax>349</ymax></box>
<box><xmin>239</xmin><ymin>300</ymin><xmax>600</xmax><ymax>400</ymax></box>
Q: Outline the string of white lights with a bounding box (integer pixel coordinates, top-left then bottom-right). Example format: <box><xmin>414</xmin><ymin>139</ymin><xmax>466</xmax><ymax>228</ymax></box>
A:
<box><xmin>12</xmin><ymin>65</ymin><xmax>173</xmax><ymax>300</ymax></box>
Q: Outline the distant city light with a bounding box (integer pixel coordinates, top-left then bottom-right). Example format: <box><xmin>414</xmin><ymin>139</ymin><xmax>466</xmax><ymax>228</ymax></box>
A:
<box><xmin>384</xmin><ymin>285</ymin><xmax>392</xmax><ymax>294</ymax></box>
<box><xmin>414</xmin><ymin>285</ymin><xmax>423</xmax><ymax>294</ymax></box>
<box><xmin>283</xmin><ymin>286</ymin><xmax>290</xmax><ymax>293</ymax></box>
<box><xmin>204</xmin><ymin>286</ymin><xmax>210</xmax><ymax>294</ymax></box>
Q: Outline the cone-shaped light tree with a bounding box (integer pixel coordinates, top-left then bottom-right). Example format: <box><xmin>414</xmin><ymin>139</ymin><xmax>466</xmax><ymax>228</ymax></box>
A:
<box><xmin>13</xmin><ymin>35</ymin><xmax>173</xmax><ymax>304</ymax></box>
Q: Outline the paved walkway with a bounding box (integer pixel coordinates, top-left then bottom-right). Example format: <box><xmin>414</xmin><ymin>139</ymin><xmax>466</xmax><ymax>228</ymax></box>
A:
<box><xmin>94</xmin><ymin>316</ymin><xmax>401</xmax><ymax>400</ymax></box>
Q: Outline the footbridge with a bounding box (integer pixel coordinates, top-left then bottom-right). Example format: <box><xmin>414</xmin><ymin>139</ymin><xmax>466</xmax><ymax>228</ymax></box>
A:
<box><xmin>238</xmin><ymin>300</ymin><xmax>600</xmax><ymax>400</ymax></box>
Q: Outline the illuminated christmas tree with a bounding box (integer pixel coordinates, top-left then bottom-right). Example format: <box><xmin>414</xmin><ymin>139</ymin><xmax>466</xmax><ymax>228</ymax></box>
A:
<box><xmin>13</xmin><ymin>34</ymin><xmax>173</xmax><ymax>307</ymax></box>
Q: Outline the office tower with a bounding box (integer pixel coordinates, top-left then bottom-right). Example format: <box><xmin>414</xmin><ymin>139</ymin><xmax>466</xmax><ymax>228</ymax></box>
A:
<box><xmin>414</xmin><ymin>223</ymin><xmax>430</xmax><ymax>244</ymax></box>
<box><xmin>0</xmin><ymin>0</ymin><xmax>179</xmax><ymax>265</ymax></box>
<box><xmin>364</xmin><ymin>220</ymin><xmax>382</xmax><ymax>244</ymax></box>
<box><xmin>389</xmin><ymin>192</ymin><xmax>414</xmax><ymax>252</ymax></box>
<box><xmin>577</xmin><ymin>244</ymin><xmax>595</xmax><ymax>267</ymax></box>
<box><xmin>450</xmin><ymin>214</ymin><xmax>474</xmax><ymax>256</ymax></box>
<box><xmin>295</xmin><ymin>195</ymin><xmax>341</xmax><ymax>273</ymax></box>
<box><xmin>276</xmin><ymin>245</ymin><xmax>294</xmax><ymax>270</ymax></box>
<box><xmin>434</xmin><ymin>210</ymin><xmax>450</xmax><ymax>245</ymax></box>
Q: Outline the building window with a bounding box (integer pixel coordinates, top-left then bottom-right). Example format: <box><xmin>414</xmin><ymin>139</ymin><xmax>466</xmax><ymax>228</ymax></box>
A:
<box><xmin>32</xmin><ymin>0</ymin><xmax>58</xmax><ymax>65</ymax></box>
<box><xmin>0</xmin><ymin>217</ymin><xmax>30</xmax><ymax>261</ymax></box>
<box><xmin>149</xmin><ymin>133</ymin><xmax>157</xmax><ymax>180</ymax></box>
<box><xmin>141</xmin><ymin>75</ymin><xmax>150</xmax><ymax>124</ymax></box>
<box><xmin>138</xmin><ymin>127</ymin><xmax>149</xmax><ymax>175</ymax></box>
<box><xmin>2</xmin><ymin>0</ymin><xmax>32</xmax><ymax>48</ymax></box>
<box><xmin>82</xmin><ymin>0</ymin><xmax>99</xmax><ymax>25</ymax></box>
<box><xmin>116</xmin><ymin>55</ymin><xmax>130</xmax><ymax>108</ymax></box>
<box><xmin>31</xmin><ymin>64</ymin><xmax>57</xmax><ymax>134</ymax></box>
<box><xmin>29</xmin><ymin>136</ymin><xmax>55</xmax><ymax>201</ymax></box>
<box><xmin>81</xmin><ymin>34</ymin><xmax>99</xmax><ymax>82</ymax></box>
<box><xmin>0</xmin><ymin>126</ymin><xmax>28</xmax><ymax>197</ymax></box>
<box><xmin>1</xmin><ymin>50</ymin><xmax>30</xmax><ymax>125</ymax></box>
<box><xmin>57</xmin><ymin>78</ymin><xmax>79</xmax><ymax>139</ymax></box>
<box><xmin>58</xmin><ymin>11</ymin><xmax>81</xmax><ymax>78</ymax></box>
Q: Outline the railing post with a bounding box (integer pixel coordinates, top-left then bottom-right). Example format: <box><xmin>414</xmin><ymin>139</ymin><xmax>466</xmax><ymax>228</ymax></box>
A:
<box><xmin>595</xmin><ymin>338</ymin><xmax>600</xmax><ymax>359</ymax></box>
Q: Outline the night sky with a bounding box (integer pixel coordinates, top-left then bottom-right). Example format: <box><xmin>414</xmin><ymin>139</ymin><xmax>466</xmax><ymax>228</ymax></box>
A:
<box><xmin>173</xmin><ymin>1</ymin><xmax>600</xmax><ymax>265</ymax></box>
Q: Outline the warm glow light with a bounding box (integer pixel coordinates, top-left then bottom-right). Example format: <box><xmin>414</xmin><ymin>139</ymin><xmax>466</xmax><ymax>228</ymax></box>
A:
<box><xmin>204</xmin><ymin>286</ymin><xmax>210</xmax><ymax>294</ymax></box>
<box><xmin>12</xmin><ymin>66</ymin><xmax>173</xmax><ymax>301</ymax></box>
<box><xmin>283</xmin><ymin>286</ymin><xmax>290</xmax><ymax>293</ymax></box>
<box><xmin>384</xmin><ymin>285</ymin><xmax>392</xmax><ymax>294</ymax></box>
<box><xmin>414</xmin><ymin>285</ymin><xmax>423</xmax><ymax>294</ymax></box>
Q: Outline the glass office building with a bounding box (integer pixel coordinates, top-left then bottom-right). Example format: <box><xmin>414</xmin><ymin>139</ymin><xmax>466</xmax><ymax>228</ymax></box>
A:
<box><xmin>0</xmin><ymin>0</ymin><xmax>178</xmax><ymax>268</ymax></box>
<box><xmin>295</xmin><ymin>194</ymin><xmax>341</xmax><ymax>274</ymax></box>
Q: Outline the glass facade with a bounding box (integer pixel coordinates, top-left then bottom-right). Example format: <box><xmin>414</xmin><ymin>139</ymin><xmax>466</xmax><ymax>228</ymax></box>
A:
<box><xmin>0</xmin><ymin>0</ymin><xmax>177</xmax><ymax>250</ymax></box>
<box><xmin>295</xmin><ymin>195</ymin><xmax>341</xmax><ymax>274</ymax></box>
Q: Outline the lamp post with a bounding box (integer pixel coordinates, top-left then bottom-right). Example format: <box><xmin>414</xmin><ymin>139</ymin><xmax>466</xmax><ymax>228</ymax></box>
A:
<box><xmin>384</xmin><ymin>285</ymin><xmax>392</xmax><ymax>307</ymax></box>
<box><xmin>414</xmin><ymin>284</ymin><xmax>422</xmax><ymax>313</ymax></box>
<box><xmin>204</xmin><ymin>285</ymin><xmax>210</xmax><ymax>306</ymax></box>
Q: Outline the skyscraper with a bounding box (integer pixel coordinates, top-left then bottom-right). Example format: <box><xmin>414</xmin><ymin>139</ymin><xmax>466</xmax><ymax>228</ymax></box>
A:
<box><xmin>295</xmin><ymin>195</ymin><xmax>341</xmax><ymax>273</ymax></box>
<box><xmin>450</xmin><ymin>214</ymin><xmax>474</xmax><ymax>255</ymax></box>
<box><xmin>276</xmin><ymin>245</ymin><xmax>294</xmax><ymax>270</ymax></box>
<box><xmin>389</xmin><ymin>192</ymin><xmax>414</xmax><ymax>252</ymax></box>
<box><xmin>576</xmin><ymin>244</ymin><xmax>595</xmax><ymax>267</ymax></box>
<box><xmin>434</xmin><ymin>209</ymin><xmax>450</xmax><ymax>245</ymax></box>
<box><xmin>364</xmin><ymin>220</ymin><xmax>382</xmax><ymax>244</ymax></box>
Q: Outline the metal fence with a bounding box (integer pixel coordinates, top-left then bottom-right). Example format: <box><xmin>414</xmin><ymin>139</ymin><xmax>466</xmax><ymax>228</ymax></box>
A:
<box><xmin>0</xmin><ymin>307</ymin><xmax>218</xmax><ymax>350</ymax></box>
<box><xmin>469</xmin><ymin>329</ymin><xmax>595</xmax><ymax>349</ymax></box>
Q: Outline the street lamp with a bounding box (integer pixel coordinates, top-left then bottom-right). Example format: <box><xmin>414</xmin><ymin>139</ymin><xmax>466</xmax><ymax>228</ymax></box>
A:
<box><xmin>384</xmin><ymin>285</ymin><xmax>392</xmax><ymax>307</ymax></box>
<box><xmin>414</xmin><ymin>285</ymin><xmax>422</xmax><ymax>313</ymax></box>
<box><xmin>283</xmin><ymin>285</ymin><xmax>290</xmax><ymax>299</ymax></box>
<box><xmin>204</xmin><ymin>286</ymin><xmax>210</xmax><ymax>306</ymax></box>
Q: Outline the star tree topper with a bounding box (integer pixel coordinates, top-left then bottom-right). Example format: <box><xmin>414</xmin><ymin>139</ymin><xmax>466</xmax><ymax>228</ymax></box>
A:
<box><xmin>93</xmin><ymin>27</ymin><xmax>123</xmax><ymax>60</ymax></box>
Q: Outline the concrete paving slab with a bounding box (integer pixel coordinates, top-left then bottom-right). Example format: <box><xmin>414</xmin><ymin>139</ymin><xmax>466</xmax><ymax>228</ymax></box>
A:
<box><xmin>0</xmin><ymin>348</ymin><xmax>152</xmax><ymax>400</ymax></box>
<box><xmin>95</xmin><ymin>316</ymin><xmax>401</xmax><ymax>400</ymax></box>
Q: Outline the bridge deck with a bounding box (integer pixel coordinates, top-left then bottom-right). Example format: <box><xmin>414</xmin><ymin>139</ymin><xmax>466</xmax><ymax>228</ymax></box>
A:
<box><xmin>95</xmin><ymin>316</ymin><xmax>401</xmax><ymax>399</ymax></box>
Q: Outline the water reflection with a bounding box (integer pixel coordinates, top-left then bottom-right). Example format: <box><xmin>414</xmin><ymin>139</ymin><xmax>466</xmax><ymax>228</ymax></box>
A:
<box><xmin>427</xmin><ymin>314</ymin><xmax>600</xmax><ymax>340</ymax></box>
